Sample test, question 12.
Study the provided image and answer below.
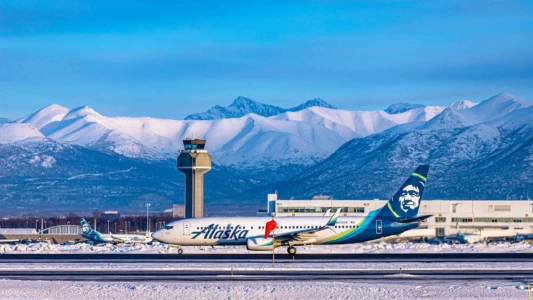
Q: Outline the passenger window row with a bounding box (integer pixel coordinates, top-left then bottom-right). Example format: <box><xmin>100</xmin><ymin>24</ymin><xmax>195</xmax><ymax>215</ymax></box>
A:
<box><xmin>194</xmin><ymin>225</ymin><xmax>336</xmax><ymax>230</ymax></box>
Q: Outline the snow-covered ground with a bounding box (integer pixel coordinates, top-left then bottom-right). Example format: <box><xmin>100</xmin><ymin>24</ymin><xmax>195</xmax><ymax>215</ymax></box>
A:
<box><xmin>1</xmin><ymin>241</ymin><xmax>533</xmax><ymax>299</ymax></box>
<box><xmin>2</xmin><ymin>241</ymin><xmax>533</xmax><ymax>255</ymax></box>
<box><xmin>0</xmin><ymin>280</ymin><xmax>529</xmax><ymax>299</ymax></box>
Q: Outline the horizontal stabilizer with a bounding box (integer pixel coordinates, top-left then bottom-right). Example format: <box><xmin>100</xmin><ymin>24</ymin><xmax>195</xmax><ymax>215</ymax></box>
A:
<box><xmin>394</xmin><ymin>215</ymin><xmax>432</xmax><ymax>223</ymax></box>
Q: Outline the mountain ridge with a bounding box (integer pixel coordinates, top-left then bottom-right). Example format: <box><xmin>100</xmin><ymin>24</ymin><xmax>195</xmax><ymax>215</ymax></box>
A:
<box><xmin>184</xmin><ymin>96</ymin><xmax>337</xmax><ymax>120</ymax></box>
<box><xmin>1</xmin><ymin>92</ymin><xmax>531</xmax><ymax>214</ymax></box>
<box><xmin>263</xmin><ymin>93</ymin><xmax>533</xmax><ymax>202</ymax></box>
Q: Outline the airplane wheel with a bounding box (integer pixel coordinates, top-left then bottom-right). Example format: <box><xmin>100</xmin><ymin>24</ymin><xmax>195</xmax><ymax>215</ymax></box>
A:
<box><xmin>178</xmin><ymin>249</ymin><xmax>183</xmax><ymax>255</ymax></box>
<box><xmin>287</xmin><ymin>246</ymin><xmax>296</xmax><ymax>256</ymax></box>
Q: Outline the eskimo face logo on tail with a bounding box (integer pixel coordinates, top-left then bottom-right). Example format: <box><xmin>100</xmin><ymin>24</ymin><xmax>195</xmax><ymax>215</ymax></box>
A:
<box><xmin>399</xmin><ymin>185</ymin><xmax>421</xmax><ymax>213</ymax></box>
<box><xmin>82</xmin><ymin>223</ymin><xmax>90</xmax><ymax>234</ymax></box>
<box><xmin>390</xmin><ymin>170</ymin><xmax>427</xmax><ymax>218</ymax></box>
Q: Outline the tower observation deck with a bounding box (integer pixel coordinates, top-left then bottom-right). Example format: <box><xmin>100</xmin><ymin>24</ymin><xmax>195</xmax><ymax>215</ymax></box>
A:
<box><xmin>177</xmin><ymin>139</ymin><xmax>212</xmax><ymax>218</ymax></box>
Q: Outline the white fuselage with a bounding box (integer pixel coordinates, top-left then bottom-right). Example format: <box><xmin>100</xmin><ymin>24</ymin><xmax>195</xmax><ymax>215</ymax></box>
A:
<box><xmin>96</xmin><ymin>234</ymin><xmax>150</xmax><ymax>244</ymax></box>
<box><xmin>151</xmin><ymin>215</ymin><xmax>391</xmax><ymax>247</ymax></box>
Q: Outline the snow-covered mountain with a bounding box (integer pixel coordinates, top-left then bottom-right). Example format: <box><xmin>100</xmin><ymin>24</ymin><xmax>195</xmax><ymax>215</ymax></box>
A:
<box><xmin>10</xmin><ymin>103</ymin><xmax>441</xmax><ymax>166</ymax></box>
<box><xmin>1</xmin><ymin>92</ymin><xmax>530</xmax><ymax>213</ymax></box>
<box><xmin>449</xmin><ymin>100</ymin><xmax>477</xmax><ymax>110</ymax></box>
<box><xmin>271</xmin><ymin>105</ymin><xmax>446</xmax><ymax>138</ymax></box>
<box><xmin>184</xmin><ymin>96</ymin><xmax>336</xmax><ymax>120</ymax></box>
<box><xmin>419</xmin><ymin>93</ymin><xmax>528</xmax><ymax>131</ymax></box>
<box><xmin>15</xmin><ymin>104</ymin><xmax>70</xmax><ymax>132</ymax></box>
<box><xmin>0</xmin><ymin>124</ymin><xmax>45</xmax><ymax>144</ymax></box>
<box><xmin>269</xmin><ymin>98</ymin><xmax>478</xmax><ymax>138</ymax></box>
<box><xmin>4</xmin><ymin>93</ymin><xmax>503</xmax><ymax>169</ymax></box>
<box><xmin>267</xmin><ymin>93</ymin><xmax>533</xmax><ymax>201</ymax></box>
<box><xmin>384</xmin><ymin>103</ymin><xmax>426</xmax><ymax>114</ymax></box>
<box><xmin>14</xmin><ymin>105</ymin><xmax>353</xmax><ymax>167</ymax></box>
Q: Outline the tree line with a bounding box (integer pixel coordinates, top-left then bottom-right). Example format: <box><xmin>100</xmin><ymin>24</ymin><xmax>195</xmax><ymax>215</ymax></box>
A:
<box><xmin>0</xmin><ymin>211</ymin><xmax>176</xmax><ymax>234</ymax></box>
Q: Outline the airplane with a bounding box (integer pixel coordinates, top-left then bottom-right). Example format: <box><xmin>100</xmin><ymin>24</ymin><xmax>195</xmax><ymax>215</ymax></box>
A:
<box><xmin>152</xmin><ymin>165</ymin><xmax>432</xmax><ymax>255</ymax></box>
<box><xmin>445</xmin><ymin>221</ymin><xmax>484</xmax><ymax>244</ymax></box>
<box><xmin>80</xmin><ymin>218</ymin><xmax>152</xmax><ymax>244</ymax></box>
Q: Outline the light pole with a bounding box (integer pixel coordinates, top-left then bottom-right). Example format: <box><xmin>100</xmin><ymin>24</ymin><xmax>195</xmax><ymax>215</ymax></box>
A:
<box><xmin>114</xmin><ymin>222</ymin><xmax>117</xmax><ymax>233</ymax></box>
<box><xmin>146</xmin><ymin>203</ymin><xmax>151</xmax><ymax>233</ymax></box>
<box><xmin>107</xmin><ymin>220</ymin><xmax>110</xmax><ymax>233</ymax></box>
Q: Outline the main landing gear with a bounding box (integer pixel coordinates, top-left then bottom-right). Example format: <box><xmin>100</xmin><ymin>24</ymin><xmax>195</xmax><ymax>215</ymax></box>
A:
<box><xmin>178</xmin><ymin>248</ymin><xmax>183</xmax><ymax>255</ymax></box>
<box><xmin>287</xmin><ymin>246</ymin><xmax>297</xmax><ymax>256</ymax></box>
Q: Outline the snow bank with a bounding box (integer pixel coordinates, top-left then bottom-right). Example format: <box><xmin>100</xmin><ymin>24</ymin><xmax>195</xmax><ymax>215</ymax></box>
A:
<box><xmin>2</xmin><ymin>241</ymin><xmax>533</xmax><ymax>255</ymax></box>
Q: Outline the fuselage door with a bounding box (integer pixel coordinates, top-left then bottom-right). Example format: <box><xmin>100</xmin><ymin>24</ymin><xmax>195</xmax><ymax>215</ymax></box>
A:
<box><xmin>183</xmin><ymin>222</ymin><xmax>190</xmax><ymax>235</ymax></box>
<box><xmin>376</xmin><ymin>220</ymin><xmax>382</xmax><ymax>235</ymax></box>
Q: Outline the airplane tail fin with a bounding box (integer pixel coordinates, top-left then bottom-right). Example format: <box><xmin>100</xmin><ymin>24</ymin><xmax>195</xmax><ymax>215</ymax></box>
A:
<box><xmin>80</xmin><ymin>217</ymin><xmax>108</xmax><ymax>243</ymax></box>
<box><xmin>80</xmin><ymin>218</ymin><xmax>96</xmax><ymax>236</ymax></box>
<box><xmin>378</xmin><ymin>165</ymin><xmax>429</xmax><ymax>219</ymax></box>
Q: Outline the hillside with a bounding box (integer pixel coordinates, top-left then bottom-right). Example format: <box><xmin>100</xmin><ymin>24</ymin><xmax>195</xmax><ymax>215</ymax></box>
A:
<box><xmin>266</xmin><ymin>94</ymin><xmax>533</xmax><ymax>202</ymax></box>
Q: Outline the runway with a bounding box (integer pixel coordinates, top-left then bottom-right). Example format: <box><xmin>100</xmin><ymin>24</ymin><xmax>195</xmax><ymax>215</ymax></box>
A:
<box><xmin>0</xmin><ymin>253</ymin><xmax>531</xmax><ymax>282</ymax></box>
<box><xmin>1</xmin><ymin>253</ymin><xmax>533</xmax><ymax>263</ymax></box>
<box><xmin>0</xmin><ymin>268</ymin><xmax>532</xmax><ymax>282</ymax></box>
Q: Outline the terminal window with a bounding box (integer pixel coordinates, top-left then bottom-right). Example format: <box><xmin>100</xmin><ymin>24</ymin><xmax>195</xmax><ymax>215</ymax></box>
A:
<box><xmin>435</xmin><ymin>217</ymin><xmax>446</xmax><ymax>223</ymax></box>
<box><xmin>452</xmin><ymin>218</ymin><xmax>473</xmax><ymax>223</ymax></box>
<box><xmin>474</xmin><ymin>217</ymin><xmax>530</xmax><ymax>223</ymax></box>
<box><xmin>435</xmin><ymin>228</ymin><xmax>445</xmax><ymax>237</ymax></box>
<box><xmin>277</xmin><ymin>206</ymin><xmax>365</xmax><ymax>214</ymax></box>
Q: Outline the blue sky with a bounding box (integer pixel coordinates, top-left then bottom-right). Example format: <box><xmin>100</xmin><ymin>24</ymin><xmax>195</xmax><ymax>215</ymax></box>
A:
<box><xmin>1</xmin><ymin>0</ymin><xmax>532</xmax><ymax>119</ymax></box>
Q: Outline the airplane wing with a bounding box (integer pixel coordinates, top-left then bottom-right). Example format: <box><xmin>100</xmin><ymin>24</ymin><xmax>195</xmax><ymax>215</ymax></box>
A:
<box><xmin>274</xmin><ymin>208</ymin><xmax>341</xmax><ymax>243</ymax></box>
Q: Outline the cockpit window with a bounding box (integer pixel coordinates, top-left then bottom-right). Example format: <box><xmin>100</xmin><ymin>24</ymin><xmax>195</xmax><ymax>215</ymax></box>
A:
<box><xmin>164</xmin><ymin>225</ymin><xmax>173</xmax><ymax>230</ymax></box>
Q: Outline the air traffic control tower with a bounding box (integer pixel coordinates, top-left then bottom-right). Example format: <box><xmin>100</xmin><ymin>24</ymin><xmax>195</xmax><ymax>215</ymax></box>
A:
<box><xmin>177</xmin><ymin>139</ymin><xmax>212</xmax><ymax>218</ymax></box>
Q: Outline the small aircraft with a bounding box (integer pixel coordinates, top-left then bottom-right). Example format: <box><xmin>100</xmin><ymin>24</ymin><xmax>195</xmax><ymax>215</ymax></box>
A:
<box><xmin>152</xmin><ymin>165</ymin><xmax>432</xmax><ymax>255</ymax></box>
<box><xmin>80</xmin><ymin>218</ymin><xmax>151</xmax><ymax>244</ymax></box>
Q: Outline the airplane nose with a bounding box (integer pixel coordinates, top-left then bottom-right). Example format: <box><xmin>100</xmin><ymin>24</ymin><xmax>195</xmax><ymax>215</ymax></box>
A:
<box><xmin>151</xmin><ymin>230</ymin><xmax>165</xmax><ymax>242</ymax></box>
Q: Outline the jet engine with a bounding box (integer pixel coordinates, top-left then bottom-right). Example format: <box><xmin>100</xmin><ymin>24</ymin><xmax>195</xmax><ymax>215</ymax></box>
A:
<box><xmin>246</xmin><ymin>237</ymin><xmax>275</xmax><ymax>251</ymax></box>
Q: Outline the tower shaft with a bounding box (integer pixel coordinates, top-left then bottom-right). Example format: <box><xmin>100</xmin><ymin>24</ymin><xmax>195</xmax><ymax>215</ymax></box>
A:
<box><xmin>177</xmin><ymin>139</ymin><xmax>211</xmax><ymax>218</ymax></box>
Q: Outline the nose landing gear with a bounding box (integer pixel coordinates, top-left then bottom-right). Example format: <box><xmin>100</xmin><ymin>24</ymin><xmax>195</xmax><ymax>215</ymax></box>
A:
<box><xmin>287</xmin><ymin>246</ymin><xmax>296</xmax><ymax>256</ymax></box>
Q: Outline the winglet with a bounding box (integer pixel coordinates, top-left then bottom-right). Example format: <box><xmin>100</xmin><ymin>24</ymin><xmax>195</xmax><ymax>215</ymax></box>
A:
<box><xmin>323</xmin><ymin>209</ymin><xmax>331</xmax><ymax>217</ymax></box>
<box><xmin>327</xmin><ymin>208</ymin><xmax>342</xmax><ymax>226</ymax></box>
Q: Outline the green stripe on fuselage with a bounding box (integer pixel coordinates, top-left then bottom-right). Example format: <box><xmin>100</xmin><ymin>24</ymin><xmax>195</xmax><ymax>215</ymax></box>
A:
<box><xmin>325</xmin><ymin>217</ymin><xmax>367</xmax><ymax>243</ymax></box>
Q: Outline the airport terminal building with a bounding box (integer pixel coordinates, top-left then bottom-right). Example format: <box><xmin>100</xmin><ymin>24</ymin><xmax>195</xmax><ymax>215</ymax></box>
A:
<box><xmin>267</xmin><ymin>193</ymin><xmax>533</xmax><ymax>239</ymax></box>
